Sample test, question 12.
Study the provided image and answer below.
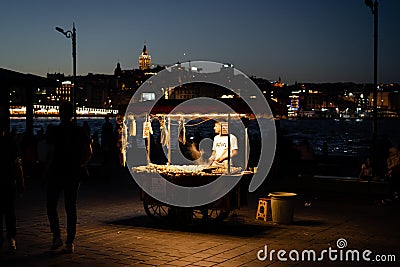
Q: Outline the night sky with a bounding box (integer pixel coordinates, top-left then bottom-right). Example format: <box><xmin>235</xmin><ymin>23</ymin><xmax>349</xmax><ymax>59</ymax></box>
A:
<box><xmin>1</xmin><ymin>0</ymin><xmax>399</xmax><ymax>84</ymax></box>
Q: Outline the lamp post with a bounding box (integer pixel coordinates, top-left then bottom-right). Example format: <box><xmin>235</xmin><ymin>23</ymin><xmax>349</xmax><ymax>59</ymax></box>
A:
<box><xmin>55</xmin><ymin>23</ymin><xmax>77</xmax><ymax>125</ymax></box>
<box><xmin>365</xmin><ymin>0</ymin><xmax>378</xmax><ymax>175</ymax></box>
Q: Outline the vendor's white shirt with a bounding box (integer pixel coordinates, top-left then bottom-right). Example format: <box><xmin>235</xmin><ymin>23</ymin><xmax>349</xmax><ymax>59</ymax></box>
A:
<box><xmin>212</xmin><ymin>134</ymin><xmax>238</xmax><ymax>164</ymax></box>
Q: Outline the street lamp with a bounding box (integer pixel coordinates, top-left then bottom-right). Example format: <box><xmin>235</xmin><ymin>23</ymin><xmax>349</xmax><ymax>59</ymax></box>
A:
<box><xmin>364</xmin><ymin>0</ymin><xmax>378</xmax><ymax>175</ymax></box>
<box><xmin>55</xmin><ymin>23</ymin><xmax>77</xmax><ymax>125</ymax></box>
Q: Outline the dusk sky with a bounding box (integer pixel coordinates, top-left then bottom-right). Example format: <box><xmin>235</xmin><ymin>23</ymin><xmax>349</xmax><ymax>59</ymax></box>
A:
<box><xmin>1</xmin><ymin>0</ymin><xmax>399</xmax><ymax>84</ymax></box>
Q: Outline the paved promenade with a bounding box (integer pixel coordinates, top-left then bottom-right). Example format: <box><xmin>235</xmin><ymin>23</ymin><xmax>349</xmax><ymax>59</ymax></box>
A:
<box><xmin>1</xmin><ymin>170</ymin><xmax>399</xmax><ymax>267</ymax></box>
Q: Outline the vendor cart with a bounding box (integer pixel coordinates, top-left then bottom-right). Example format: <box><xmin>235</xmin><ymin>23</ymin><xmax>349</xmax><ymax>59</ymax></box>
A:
<box><xmin>121</xmin><ymin>111</ymin><xmax>255</xmax><ymax>223</ymax></box>
<box><xmin>134</xmin><ymin>164</ymin><xmax>253</xmax><ymax>223</ymax></box>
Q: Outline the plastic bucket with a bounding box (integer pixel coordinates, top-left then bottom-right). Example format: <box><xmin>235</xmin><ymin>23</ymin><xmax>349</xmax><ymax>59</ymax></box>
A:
<box><xmin>269</xmin><ymin>192</ymin><xmax>297</xmax><ymax>224</ymax></box>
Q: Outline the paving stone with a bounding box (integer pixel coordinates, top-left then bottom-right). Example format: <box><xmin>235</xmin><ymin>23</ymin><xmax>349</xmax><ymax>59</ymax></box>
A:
<box><xmin>2</xmin><ymin>177</ymin><xmax>399</xmax><ymax>267</ymax></box>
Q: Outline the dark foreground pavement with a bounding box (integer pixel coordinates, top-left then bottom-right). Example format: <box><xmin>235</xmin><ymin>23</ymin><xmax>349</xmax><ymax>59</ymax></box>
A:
<box><xmin>1</xmin><ymin>170</ymin><xmax>399</xmax><ymax>267</ymax></box>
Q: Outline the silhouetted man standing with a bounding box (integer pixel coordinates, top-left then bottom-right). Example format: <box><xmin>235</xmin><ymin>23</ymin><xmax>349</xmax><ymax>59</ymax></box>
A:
<box><xmin>45</xmin><ymin>102</ymin><xmax>91</xmax><ymax>253</ymax></box>
<box><xmin>0</xmin><ymin>120</ymin><xmax>24</xmax><ymax>252</ymax></box>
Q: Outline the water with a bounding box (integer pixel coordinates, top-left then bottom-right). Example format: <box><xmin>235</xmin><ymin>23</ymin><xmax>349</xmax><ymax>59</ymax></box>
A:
<box><xmin>280</xmin><ymin>119</ymin><xmax>400</xmax><ymax>157</ymax></box>
<box><xmin>10</xmin><ymin>117</ymin><xmax>117</xmax><ymax>141</ymax></box>
<box><xmin>10</xmin><ymin>117</ymin><xmax>400</xmax><ymax>158</ymax></box>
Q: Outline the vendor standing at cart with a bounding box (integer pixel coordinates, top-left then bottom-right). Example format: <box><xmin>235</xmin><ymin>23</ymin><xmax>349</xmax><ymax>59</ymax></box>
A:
<box><xmin>208</xmin><ymin>121</ymin><xmax>238</xmax><ymax>167</ymax></box>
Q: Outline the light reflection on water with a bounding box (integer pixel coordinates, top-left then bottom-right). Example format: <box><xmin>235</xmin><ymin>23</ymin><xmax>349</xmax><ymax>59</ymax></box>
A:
<box><xmin>10</xmin><ymin>117</ymin><xmax>400</xmax><ymax>158</ymax></box>
<box><xmin>10</xmin><ymin>117</ymin><xmax>116</xmax><ymax>140</ymax></box>
<box><xmin>280</xmin><ymin>119</ymin><xmax>400</xmax><ymax>158</ymax></box>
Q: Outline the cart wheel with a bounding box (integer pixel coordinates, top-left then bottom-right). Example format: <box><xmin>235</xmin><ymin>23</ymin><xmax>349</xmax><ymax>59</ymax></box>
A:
<box><xmin>143</xmin><ymin>199</ymin><xmax>170</xmax><ymax>220</ymax></box>
<box><xmin>209</xmin><ymin>209</ymin><xmax>230</xmax><ymax>221</ymax></box>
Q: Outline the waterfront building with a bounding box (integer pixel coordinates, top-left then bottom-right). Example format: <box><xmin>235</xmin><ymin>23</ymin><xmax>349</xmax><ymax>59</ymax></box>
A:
<box><xmin>288</xmin><ymin>94</ymin><xmax>299</xmax><ymax>117</ymax></box>
<box><xmin>55</xmin><ymin>81</ymin><xmax>72</xmax><ymax>102</ymax></box>
<box><xmin>369</xmin><ymin>90</ymin><xmax>400</xmax><ymax>111</ymax></box>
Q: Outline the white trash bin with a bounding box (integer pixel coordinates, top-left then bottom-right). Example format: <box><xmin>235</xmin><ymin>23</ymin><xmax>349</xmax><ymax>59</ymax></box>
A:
<box><xmin>269</xmin><ymin>192</ymin><xmax>297</xmax><ymax>224</ymax></box>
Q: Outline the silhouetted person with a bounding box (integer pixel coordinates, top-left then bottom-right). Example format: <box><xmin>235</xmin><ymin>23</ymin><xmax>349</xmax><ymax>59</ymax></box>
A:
<box><xmin>382</xmin><ymin>147</ymin><xmax>400</xmax><ymax>205</ymax></box>
<box><xmin>322</xmin><ymin>141</ymin><xmax>328</xmax><ymax>159</ymax></box>
<box><xmin>376</xmin><ymin>134</ymin><xmax>392</xmax><ymax>177</ymax></box>
<box><xmin>44</xmin><ymin>102</ymin><xmax>91</xmax><ymax>253</ymax></box>
<box><xmin>359</xmin><ymin>156</ymin><xmax>373</xmax><ymax>181</ymax></box>
<box><xmin>91</xmin><ymin>131</ymin><xmax>101</xmax><ymax>157</ymax></box>
<box><xmin>248</xmin><ymin>119</ymin><xmax>261</xmax><ymax>169</ymax></box>
<box><xmin>0</xmin><ymin>121</ymin><xmax>24</xmax><ymax>252</ymax></box>
<box><xmin>83</xmin><ymin>121</ymin><xmax>91</xmax><ymax>139</ymax></box>
<box><xmin>36</xmin><ymin>126</ymin><xmax>47</xmax><ymax>180</ymax></box>
<box><xmin>296</xmin><ymin>138</ymin><xmax>315</xmax><ymax>176</ymax></box>
<box><xmin>21</xmin><ymin>131</ymin><xmax>37</xmax><ymax>179</ymax></box>
<box><xmin>101</xmin><ymin>115</ymin><xmax>114</xmax><ymax>180</ymax></box>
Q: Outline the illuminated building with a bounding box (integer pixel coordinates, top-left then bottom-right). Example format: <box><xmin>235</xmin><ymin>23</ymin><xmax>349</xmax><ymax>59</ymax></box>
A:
<box><xmin>138</xmin><ymin>43</ymin><xmax>151</xmax><ymax>70</ymax></box>
<box><xmin>55</xmin><ymin>81</ymin><xmax>72</xmax><ymax>102</ymax></box>
<box><xmin>288</xmin><ymin>94</ymin><xmax>299</xmax><ymax>117</ymax></box>
<box><xmin>272</xmin><ymin>77</ymin><xmax>284</xmax><ymax>88</ymax></box>
<box><xmin>369</xmin><ymin>90</ymin><xmax>400</xmax><ymax>111</ymax></box>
